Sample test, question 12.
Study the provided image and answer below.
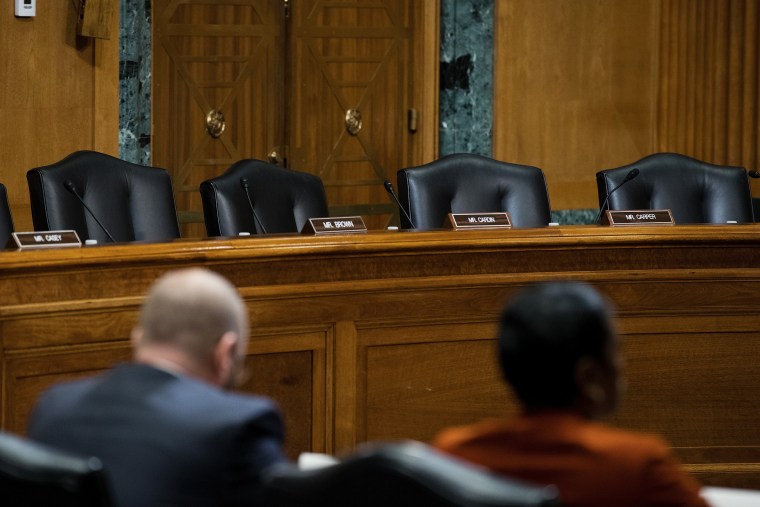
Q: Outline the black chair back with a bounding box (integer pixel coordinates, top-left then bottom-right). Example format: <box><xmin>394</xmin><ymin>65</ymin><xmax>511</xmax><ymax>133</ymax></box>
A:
<box><xmin>261</xmin><ymin>442</ymin><xmax>560</xmax><ymax>507</ymax></box>
<box><xmin>397</xmin><ymin>154</ymin><xmax>552</xmax><ymax>229</ymax></box>
<box><xmin>26</xmin><ymin>151</ymin><xmax>180</xmax><ymax>243</ymax></box>
<box><xmin>596</xmin><ymin>152</ymin><xmax>755</xmax><ymax>224</ymax></box>
<box><xmin>0</xmin><ymin>183</ymin><xmax>13</xmax><ymax>247</ymax></box>
<box><xmin>200</xmin><ymin>159</ymin><xmax>329</xmax><ymax>236</ymax></box>
<box><xmin>0</xmin><ymin>431</ymin><xmax>112</xmax><ymax>507</ymax></box>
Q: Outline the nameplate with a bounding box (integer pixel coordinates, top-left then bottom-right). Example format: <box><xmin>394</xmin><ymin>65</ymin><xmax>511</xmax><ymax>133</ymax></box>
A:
<box><xmin>445</xmin><ymin>212</ymin><xmax>512</xmax><ymax>230</ymax></box>
<box><xmin>602</xmin><ymin>210</ymin><xmax>675</xmax><ymax>226</ymax></box>
<box><xmin>301</xmin><ymin>216</ymin><xmax>367</xmax><ymax>235</ymax></box>
<box><xmin>9</xmin><ymin>230</ymin><xmax>82</xmax><ymax>249</ymax></box>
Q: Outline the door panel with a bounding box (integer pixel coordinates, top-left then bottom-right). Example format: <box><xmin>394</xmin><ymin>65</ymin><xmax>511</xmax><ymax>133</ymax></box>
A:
<box><xmin>153</xmin><ymin>0</ymin><xmax>436</xmax><ymax>237</ymax></box>
<box><xmin>289</xmin><ymin>1</ymin><xmax>418</xmax><ymax>229</ymax></box>
<box><xmin>153</xmin><ymin>0</ymin><xmax>285</xmax><ymax>237</ymax></box>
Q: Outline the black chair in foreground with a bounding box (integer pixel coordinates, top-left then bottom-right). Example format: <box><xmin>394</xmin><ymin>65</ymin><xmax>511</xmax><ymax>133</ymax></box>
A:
<box><xmin>261</xmin><ymin>442</ymin><xmax>560</xmax><ymax>507</ymax></box>
<box><xmin>0</xmin><ymin>183</ymin><xmax>13</xmax><ymax>247</ymax></box>
<box><xmin>27</xmin><ymin>150</ymin><xmax>181</xmax><ymax>243</ymax></box>
<box><xmin>0</xmin><ymin>431</ymin><xmax>112</xmax><ymax>507</ymax></box>
<box><xmin>200</xmin><ymin>159</ymin><xmax>329</xmax><ymax>236</ymax></box>
<box><xmin>596</xmin><ymin>152</ymin><xmax>755</xmax><ymax>224</ymax></box>
<box><xmin>396</xmin><ymin>154</ymin><xmax>552</xmax><ymax>229</ymax></box>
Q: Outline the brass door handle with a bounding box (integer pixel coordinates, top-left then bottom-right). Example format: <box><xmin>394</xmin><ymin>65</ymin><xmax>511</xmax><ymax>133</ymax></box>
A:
<box><xmin>268</xmin><ymin>150</ymin><xmax>283</xmax><ymax>165</ymax></box>
<box><xmin>205</xmin><ymin>109</ymin><xmax>226</xmax><ymax>138</ymax></box>
<box><xmin>408</xmin><ymin>108</ymin><xmax>418</xmax><ymax>133</ymax></box>
<box><xmin>345</xmin><ymin>109</ymin><xmax>362</xmax><ymax>135</ymax></box>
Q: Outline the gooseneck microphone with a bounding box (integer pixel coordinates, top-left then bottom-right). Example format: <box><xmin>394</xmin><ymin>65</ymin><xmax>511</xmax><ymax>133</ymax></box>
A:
<box><xmin>383</xmin><ymin>180</ymin><xmax>416</xmax><ymax>229</ymax></box>
<box><xmin>594</xmin><ymin>168</ymin><xmax>640</xmax><ymax>225</ymax></box>
<box><xmin>63</xmin><ymin>180</ymin><xmax>116</xmax><ymax>242</ymax></box>
<box><xmin>239</xmin><ymin>177</ymin><xmax>268</xmax><ymax>235</ymax></box>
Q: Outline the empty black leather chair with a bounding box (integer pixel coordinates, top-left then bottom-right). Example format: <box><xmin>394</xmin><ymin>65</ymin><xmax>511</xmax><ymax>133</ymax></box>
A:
<box><xmin>0</xmin><ymin>183</ymin><xmax>13</xmax><ymax>247</ymax></box>
<box><xmin>397</xmin><ymin>154</ymin><xmax>552</xmax><ymax>229</ymax></box>
<box><xmin>27</xmin><ymin>151</ymin><xmax>181</xmax><ymax>243</ymax></box>
<box><xmin>596</xmin><ymin>153</ymin><xmax>755</xmax><ymax>224</ymax></box>
<box><xmin>0</xmin><ymin>431</ymin><xmax>112</xmax><ymax>506</ymax></box>
<box><xmin>261</xmin><ymin>442</ymin><xmax>560</xmax><ymax>507</ymax></box>
<box><xmin>200</xmin><ymin>159</ymin><xmax>329</xmax><ymax>236</ymax></box>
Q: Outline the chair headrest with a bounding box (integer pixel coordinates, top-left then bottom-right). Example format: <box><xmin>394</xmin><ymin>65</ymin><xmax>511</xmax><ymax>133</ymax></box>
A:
<box><xmin>0</xmin><ymin>432</ymin><xmax>112</xmax><ymax>506</ymax></box>
<box><xmin>261</xmin><ymin>441</ymin><xmax>560</xmax><ymax>507</ymax></box>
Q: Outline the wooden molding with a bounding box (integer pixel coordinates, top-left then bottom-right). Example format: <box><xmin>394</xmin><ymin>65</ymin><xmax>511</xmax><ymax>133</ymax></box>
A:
<box><xmin>77</xmin><ymin>0</ymin><xmax>115</xmax><ymax>39</ymax></box>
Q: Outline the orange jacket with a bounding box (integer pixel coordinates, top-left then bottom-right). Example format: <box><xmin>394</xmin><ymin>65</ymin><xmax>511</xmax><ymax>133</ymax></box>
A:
<box><xmin>434</xmin><ymin>411</ymin><xmax>709</xmax><ymax>507</ymax></box>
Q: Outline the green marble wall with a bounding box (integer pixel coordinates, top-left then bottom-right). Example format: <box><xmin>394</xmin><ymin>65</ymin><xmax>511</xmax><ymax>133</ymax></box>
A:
<box><xmin>119</xmin><ymin>0</ymin><xmax>151</xmax><ymax>165</ymax></box>
<box><xmin>439</xmin><ymin>0</ymin><xmax>493</xmax><ymax>157</ymax></box>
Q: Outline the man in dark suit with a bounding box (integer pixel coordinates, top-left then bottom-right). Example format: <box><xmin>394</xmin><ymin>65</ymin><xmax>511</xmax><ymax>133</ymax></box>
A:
<box><xmin>434</xmin><ymin>282</ymin><xmax>710</xmax><ymax>507</ymax></box>
<box><xmin>28</xmin><ymin>268</ymin><xmax>288</xmax><ymax>507</ymax></box>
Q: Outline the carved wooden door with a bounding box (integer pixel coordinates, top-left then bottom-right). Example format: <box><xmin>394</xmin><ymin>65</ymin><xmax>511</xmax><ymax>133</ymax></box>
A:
<box><xmin>153</xmin><ymin>0</ymin><xmax>436</xmax><ymax>236</ymax></box>
<box><xmin>153</xmin><ymin>0</ymin><xmax>285</xmax><ymax>237</ymax></box>
<box><xmin>288</xmin><ymin>0</ymin><xmax>430</xmax><ymax>229</ymax></box>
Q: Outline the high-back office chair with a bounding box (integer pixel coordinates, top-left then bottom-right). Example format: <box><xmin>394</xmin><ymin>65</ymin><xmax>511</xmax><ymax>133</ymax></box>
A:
<box><xmin>27</xmin><ymin>151</ymin><xmax>181</xmax><ymax>243</ymax></box>
<box><xmin>200</xmin><ymin>159</ymin><xmax>329</xmax><ymax>236</ymax></box>
<box><xmin>261</xmin><ymin>442</ymin><xmax>560</xmax><ymax>507</ymax></box>
<box><xmin>396</xmin><ymin>154</ymin><xmax>552</xmax><ymax>229</ymax></box>
<box><xmin>596</xmin><ymin>152</ymin><xmax>755</xmax><ymax>224</ymax></box>
<box><xmin>0</xmin><ymin>183</ymin><xmax>14</xmax><ymax>247</ymax></box>
<box><xmin>0</xmin><ymin>431</ymin><xmax>113</xmax><ymax>507</ymax></box>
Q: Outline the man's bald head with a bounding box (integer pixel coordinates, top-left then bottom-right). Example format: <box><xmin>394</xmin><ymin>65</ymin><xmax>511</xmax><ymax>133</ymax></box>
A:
<box><xmin>136</xmin><ymin>268</ymin><xmax>249</xmax><ymax>364</ymax></box>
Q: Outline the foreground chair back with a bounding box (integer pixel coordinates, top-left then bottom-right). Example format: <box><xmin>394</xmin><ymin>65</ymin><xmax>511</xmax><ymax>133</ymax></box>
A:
<box><xmin>200</xmin><ymin>159</ymin><xmax>329</xmax><ymax>236</ymax></box>
<box><xmin>27</xmin><ymin>151</ymin><xmax>181</xmax><ymax>243</ymax></box>
<box><xmin>261</xmin><ymin>442</ymin><xmax>560</xmax><ymax>507</ymax></box>
<box><xmin>596</xmin><ymin>152</ymin><xmax>755</xmax><ymax>224</ymax></box>
<box><xmin>0</xmin><ymin>183</ymin><xmax>13</xmax><ymax>247</ymax></box>
<box><xmin>397</xmin><ymin>154</ymin><xmax>552</xmax><ymax>229</ymax></box>
<box><xmin>0</xmin><ymin>431</ymin><xmax>112</xmax><ymax>507</ymax></box>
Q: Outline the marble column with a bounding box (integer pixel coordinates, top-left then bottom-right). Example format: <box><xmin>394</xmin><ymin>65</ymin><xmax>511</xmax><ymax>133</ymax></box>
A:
<box><xmin>119</xmin><ymin>0</ymin><xmax>151</xmax><ymax>165</ymax></box>
<box><xmin>439</xmin><ymin>0</ymin><xmax>493</xmax><ymax>157</ymax></box>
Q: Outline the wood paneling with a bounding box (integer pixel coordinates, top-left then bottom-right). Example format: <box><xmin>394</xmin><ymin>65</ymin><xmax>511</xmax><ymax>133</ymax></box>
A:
<box><xmin>5</xmin><ymin>344</ymin><xmax>133</xmax><ymax>434</ymax></box>
<box><xmin>289</xmin><ymin>1</ymin><xmax>436</xmax><ymax>229</ymax></box>
<box><xmin>152</xmin><ymin>1</ymin><xmax>438</xmax><ymax>236</ymax></box>
<box><xmin>658</xmin><ymin>0</ymin><xmax>760</xmax><ymax>200</ymax></box>
<box><xmin>494</xmin><ymin>0</ymin><xmax>660</xmax><ymax>209</ymax></box>
<box><xmin>152</xmin><ymin>0</ymin><xmax>285</xmax><ymax>238</ymax></box>
<box><xmin>494</xmin><ymin>0</ymin><xmax>760</xmax><ymax>208</ymax></box>
<box><xmin>243</xmin><ymin>326</ymin><xmax>331</xmax><ymax>460</ymax></box>
<box><xmin>76</xmin><ymin>0</ymin><xmax>116</xmax><ymax>39</ymax></box>
<box><xmin>362</xmin><ymin>324</ymin><xmax>512</xmax><ymax>445</ymax></box>
<box><xmin>2</xmin><ymin>226</ymin><xmax>760</xmax><ymax>487</ymax></box>
<box><xmin>0</xmin><ymin>2</ymin><xmax>118</xmax><ymax>232</ymax></box>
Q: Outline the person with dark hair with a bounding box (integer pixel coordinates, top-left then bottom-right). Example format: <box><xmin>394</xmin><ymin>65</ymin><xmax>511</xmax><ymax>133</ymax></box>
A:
<box><xmin>28</xmin><ymin>268</ymin><xmax>288</xmax><ymax>507</ymax></box>
<box><xmin>434</xmin><ymin>282</ymin><xmax>709</xmax><ymax>507</ymax></box>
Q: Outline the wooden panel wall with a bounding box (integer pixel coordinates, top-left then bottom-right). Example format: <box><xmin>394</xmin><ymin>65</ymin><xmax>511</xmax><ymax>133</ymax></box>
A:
<box><xmin>289</xmin><ymin>0</ymin><xmax>435</xmax><ymax>230</ymax></box>
<box><xmin>0</xmin><ymin>3</ymin><xmax>118</xmax><ymax>232</ymax></box>
<box><xmin>151</xmin><ymin>0</ymin><xmax>438</xmax><ymax>236</ymax></box>
<box><xmin>494</xmin><ymin>0</ymin><xmax>760</xmax><ymax>209</ymax></box>
<box><xmin>3</xmin><ymin>226</ymin><xmax>760</xmax><ymax>486</ymax></box>
<box><xmin>493</xmin><ymin>0</ymin><xmax>660</xmax><ymax>209</ymax></box>
<box><xmin>152</xmin><ymin>0</ymin><xmax>286</xmax><ymax>238</ymax></box>
<box><xmin>658</xmin><ymin>0</ymin><xmax>760</xmax><ymax>182</ymax></box>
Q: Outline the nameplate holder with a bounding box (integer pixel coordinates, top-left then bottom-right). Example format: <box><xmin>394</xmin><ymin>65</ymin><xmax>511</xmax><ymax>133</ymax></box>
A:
<box><xmin>9</xmin><ymin>230</ymin><xmax>82</xmax><ymax>249</ymax></box>
<box><xmin>602</xmin><ymin>210</ymin><xmax>675</xmax><ymax>226</ymax></box>
<box><xmin>445</xmin><ymin>212</ymin><xmax>512</xmax><ymax>230</ymax></box>
<box><xmin>301</xmin><ymin>216</ymin><xmax>367</xmax><ymax>235</ymax></box>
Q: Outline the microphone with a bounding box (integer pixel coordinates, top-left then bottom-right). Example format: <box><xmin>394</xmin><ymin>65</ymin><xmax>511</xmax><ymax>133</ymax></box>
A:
<box><xmin>239</xmin><ymin>177</ymin><xmax>268</xmax><ymax>235</ymax></box>
<box><xmin>63</xmin><ymin>180</ymin><xmax>116</xmax><ymax>242</ymax></box>
<box><xmin>594</xmin><ymin>168</ymin><xmax>640</xmax><ymax>225</ymax></box>
<box><xmin>749</xmin><ymin>170</ymin><xmax>760</xmax><ymax>179</ymax></box>
<box><xmin>383</xmin><ymin>180</ymin><xmax>416</xmax><ymax>229</ymax></box>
